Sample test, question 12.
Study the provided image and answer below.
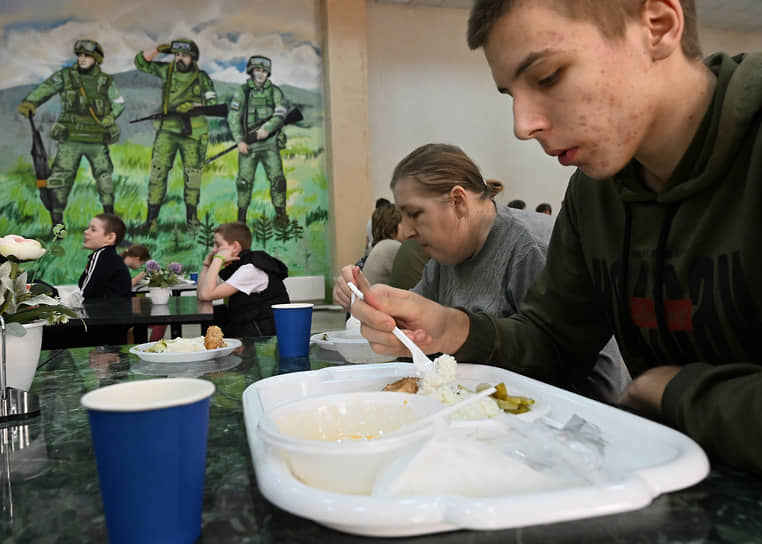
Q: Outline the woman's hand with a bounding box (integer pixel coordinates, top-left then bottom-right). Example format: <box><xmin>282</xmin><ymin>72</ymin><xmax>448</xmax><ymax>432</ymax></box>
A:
<box><xmin>331</xmin><ymin>264</ymin><xmax>356</xmax><ymax>312</ymax></box>
<box><xmin>347</xmin><ymin>267</ymin><xmax>470</xmax><ymax>357</ymax></box>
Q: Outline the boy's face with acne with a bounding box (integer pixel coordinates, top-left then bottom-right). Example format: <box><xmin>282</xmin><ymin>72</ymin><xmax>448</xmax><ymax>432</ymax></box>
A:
<box><xmin>483</xmin><ymin>2</ymin><xmax>663</xmax><ymax>180</ymax></box>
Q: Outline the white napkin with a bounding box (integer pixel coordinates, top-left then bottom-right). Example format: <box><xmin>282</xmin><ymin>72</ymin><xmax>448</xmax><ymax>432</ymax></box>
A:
<box><xmin>372</xmin><ymin>431</ymin><xmax>559</xmax><ymax>498</ymax></box>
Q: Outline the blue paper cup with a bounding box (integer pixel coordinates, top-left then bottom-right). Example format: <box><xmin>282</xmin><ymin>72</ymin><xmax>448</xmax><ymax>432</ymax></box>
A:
<box><xmin>190</xmin><ymin>272</ymin><xmax>199</xmax><ymax>282</ymax></box>
<box><xmin>272</xmin><ymin>303</ymin><xmax>314</xmax><ymax>358</ymax></box>
<box><xmin>81</xmin><ymin>378</ymin><xmax>215</xmax><ymax>544</ymax></box>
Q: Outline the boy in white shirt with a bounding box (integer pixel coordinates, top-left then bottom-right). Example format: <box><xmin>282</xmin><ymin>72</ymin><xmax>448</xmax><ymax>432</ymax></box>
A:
<box><xmin>198</xmin><ymin>222</ymin><xmax>289</xmax><ymax>337</ymax></box>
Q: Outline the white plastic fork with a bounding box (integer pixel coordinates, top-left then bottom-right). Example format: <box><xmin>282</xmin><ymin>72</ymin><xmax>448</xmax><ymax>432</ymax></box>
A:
<box><xmin>346</xmin><ymin>282</ymin><xmax>436</xmax><ymax>375</ymax></box>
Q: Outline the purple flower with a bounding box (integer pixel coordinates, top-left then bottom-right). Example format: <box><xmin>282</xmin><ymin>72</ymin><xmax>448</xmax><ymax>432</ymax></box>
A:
<box><xmin>168</xmin><ymin>262</ymin><xmax>184</xmax><ymax>274</ymax></box>
<box><xmin>145</xmin><ymin>260</ymin><xmax>161</xmax><ymax>273</ymax></box>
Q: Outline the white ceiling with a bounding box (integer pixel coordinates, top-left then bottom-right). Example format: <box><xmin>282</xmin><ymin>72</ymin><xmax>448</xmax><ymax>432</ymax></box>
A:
<box><xmin>370</xmin><ymin>0</ymin><xmax>762</xmax><ymax>32</ymax></box>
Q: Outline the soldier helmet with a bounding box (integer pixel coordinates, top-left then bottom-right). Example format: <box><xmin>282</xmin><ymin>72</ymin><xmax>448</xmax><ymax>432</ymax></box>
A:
<box><xmin>74</xmin><ymin>39</ymin><xmax>104</xmax><ymax>63</ymax></box>
<box><xmin>170</xmin><ymin>39</ymin><xmax>199</xmax><ymax>60</ymax></box>
<box><xmin>246</xmin><ymin>55</ymin><xmax>272</xmax><ymax>75</ymax></box>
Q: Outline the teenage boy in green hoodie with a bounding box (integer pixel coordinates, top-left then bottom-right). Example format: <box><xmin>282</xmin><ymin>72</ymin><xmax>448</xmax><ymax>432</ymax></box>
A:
<box><xmin>338</xmin><ymin>0</ymin><xmax>762</xmax><ymax>475</ymax></box>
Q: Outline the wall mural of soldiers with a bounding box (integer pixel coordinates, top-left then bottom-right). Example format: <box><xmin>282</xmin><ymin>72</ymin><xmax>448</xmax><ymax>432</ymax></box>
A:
<box><xmin>17</xmin><ymin>39</ymin><xmax>125</xmax><ymax>227</ymax></box>
<box><xmin>227</xmin><ymin>55</ymin><xmax>289</xmax><ymax>227</ymax></box>
<box><xmin>2</xmin><ymin>0</ymin><xmax>331</xmax><ymax>288</ymax></box>
<box><xmin>135</xmin><ymin>38</ymin><xmax>217</xmax><ymax>231</ymax></box>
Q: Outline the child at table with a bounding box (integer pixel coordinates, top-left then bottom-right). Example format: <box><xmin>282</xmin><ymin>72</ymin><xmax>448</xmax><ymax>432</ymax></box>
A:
<box><xmin>79</xmin><ymin>213</ymin><xmax>131</xmax><ymax>300</ymax></box>
<box><xmin>43</xmin><ymin>214</ymin><xmax>131</xmax><ymax>348</ymax></box>
<box><xmin>198</xmin><ymin>222</ymin><xmax>290</xmax><ymax>337</ymax></box>
<box><xmin>121</xmin><ymin>244</ymin><xmax>151</xmax><ymax>287</ymax></box>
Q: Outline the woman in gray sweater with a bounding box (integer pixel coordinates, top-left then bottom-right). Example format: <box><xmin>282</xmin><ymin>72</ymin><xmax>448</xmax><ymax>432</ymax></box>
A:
<box><xmin>335</xmin><ymin>143</ymin><xmax>629</xmax><ymax>403</ymax></box>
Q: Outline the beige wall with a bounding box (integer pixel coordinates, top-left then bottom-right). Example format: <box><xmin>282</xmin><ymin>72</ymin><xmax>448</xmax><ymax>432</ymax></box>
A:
<box><xmin>364</xmin><ymin>3</ymin><xmax>762</xmax><ymax>213</ymax></box>
<box><xmin>322</xmin><ymin>1</ymin><xmax>762</xmax><ymax>286</ymax></box>
<box><xmin>321</xmin><ymin>0</ymin><xmax>371</xmax><ymax>278</ymax></box>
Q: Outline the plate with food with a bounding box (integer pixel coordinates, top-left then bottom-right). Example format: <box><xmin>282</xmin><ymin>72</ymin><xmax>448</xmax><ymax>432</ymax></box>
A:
<box><xmin>129</xmin><ymin>325</ymin><xmax>241</xmax><ymax>363</ymax></box>
<box><xmin>242</xmin><ymin>360</ymin><xmax>709</xmax><ymax>537</ymax></box>
<box><xmin>309</xmin><ymin>331</ymin><xmax>340</xmax><ymax>351</ymax></box>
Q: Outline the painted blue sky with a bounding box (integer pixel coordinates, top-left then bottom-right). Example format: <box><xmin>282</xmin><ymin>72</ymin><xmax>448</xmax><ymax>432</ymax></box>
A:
<box><xmin>0</xmin><ymin>0</ymin><xmax>322</xmax><ymax>90</ymax></box>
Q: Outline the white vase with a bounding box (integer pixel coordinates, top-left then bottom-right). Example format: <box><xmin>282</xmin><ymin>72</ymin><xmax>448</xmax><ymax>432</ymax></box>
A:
<box><xmin>149</xmin><ymin>287</ymin><xmax>171</xmax><ymax>305</ymax></box>
<box><xmin>3</xmin><ymin>321</ymin><xmax>44</xmax><ymax>391</ymax></box>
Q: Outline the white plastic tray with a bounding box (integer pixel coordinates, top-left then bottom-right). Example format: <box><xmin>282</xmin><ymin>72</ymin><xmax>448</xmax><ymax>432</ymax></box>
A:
<box><xmin>242</xmin><ymin>363</ymin><xmax>709</xmax><ymax>537</ymax></box>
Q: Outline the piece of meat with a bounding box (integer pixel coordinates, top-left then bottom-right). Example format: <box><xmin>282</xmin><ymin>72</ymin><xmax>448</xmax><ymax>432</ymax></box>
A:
<box><xmin>204</xmin><ymin>325</ymin><xmax>226</xmax><ymax>350</ymax></box>
<box><xmin>382</xmin><ymin>377</ymin><xmax>419</xmax><ymax>394</ymax></box>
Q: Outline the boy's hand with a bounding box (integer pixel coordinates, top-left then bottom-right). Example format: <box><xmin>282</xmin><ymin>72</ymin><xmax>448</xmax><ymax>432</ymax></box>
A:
<box><xmin>214</xmin><ymin>247</ymin><xmax>239</xmax><ymax>264</ymax></box>
<box><xmin>202</xmin><ymin>249</ymin><xmax>215</xmax><ymax>267</ymax></box>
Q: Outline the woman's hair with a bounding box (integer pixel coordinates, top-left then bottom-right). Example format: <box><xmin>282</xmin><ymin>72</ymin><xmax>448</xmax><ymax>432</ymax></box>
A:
<box><xmin>120</xmin><ymin>244</ymin><xmax>151</xmax><ymax>261</ymax></box>
<box><xmin>467</xmin><ymin>0</ymin><xmax>701</xmax><ymax>60</ymax></box>
<box><xmin>215</xmin><ymin>222</ymin><xmax>252</xmax><ymax>250</ymax></box>
<box><xmin>371</xmin><ymin>204</ymin><xmax>402</xmax><ymax>246</ymax></box>
<box><xmin>390</xmin><ymin>143</ymin><xmax>503</xmax><ymax>200</ymax></box>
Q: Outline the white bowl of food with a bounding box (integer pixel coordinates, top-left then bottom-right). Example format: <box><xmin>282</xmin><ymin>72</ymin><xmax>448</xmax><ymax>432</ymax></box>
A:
<box><xmin>325</xmin><ymin>329</ymin><xmax>396</xmax><ymax>364</ymax></box>
<box><xmin>257</xmin><ymin>391</ymin><xmax>446</xmax><ymax>495</ymax></box>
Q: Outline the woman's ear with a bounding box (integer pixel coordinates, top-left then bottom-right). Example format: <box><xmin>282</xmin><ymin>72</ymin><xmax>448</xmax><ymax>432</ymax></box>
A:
<box><xmin>642</xmin><ymin>0</ymin><xmax>683</xmax><ymax>60</ymax></box>
<box><xmin>450</xmin><ymin>185</ymin><xmax>469</xmax><ymax>218</ymax></box>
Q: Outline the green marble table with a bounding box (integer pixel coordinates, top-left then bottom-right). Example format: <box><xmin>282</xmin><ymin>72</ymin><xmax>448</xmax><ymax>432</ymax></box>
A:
<box><xmin>1</xmin><ymin>338</ymin><xmax>760</xmax><ymax>543</ymax></box>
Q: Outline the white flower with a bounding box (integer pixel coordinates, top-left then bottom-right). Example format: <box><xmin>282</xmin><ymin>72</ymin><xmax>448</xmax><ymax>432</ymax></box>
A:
<box><xmin>0</xmin><ymin>230</ymin><xmax>78</xmax><ymax>335</ymax></box>
<box><xmin>0</xmin><ymin>235</ymin><xmax>47</xmax><ymax>261</ymax></box>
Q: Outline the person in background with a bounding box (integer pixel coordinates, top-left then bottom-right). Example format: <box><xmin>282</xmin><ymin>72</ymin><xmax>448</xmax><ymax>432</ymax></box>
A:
<box><xmin>365</xmin><ymin>197</ymin><xmax>392</xmax><ymax>252</ymax></box>
<box><xmin>343</xmin><ymin>0</ymin><xmax>762</xmax><ymax>475</ymax></box>
<box><xmin>361</xmin><ymin>204</ymin><xmax>405</xmax><ymax>286</ymax></box>
<box><xmin>536</xmin><ymin>203</ymin><xmax>552</xmax><ymax>215</ymax></box>
<box><xmin>336</xmin><ymin>143</ymin><xmax>629</xmax><ymax>403</ymax></box>
<box><xmin>44</xmin><ymin>213</ymin><xmax>132</xmax><ymax>347</ymax></box>
<box><xmin>80</xmin><ymin>213</ymin><xmax>131</xmax><ymax>300</ymax></box>
<box><xmin>389</xmin><ymin>238</ymin><xmax>430</xmax><ymax>290</ymax></box>
<box><xmin>507</xmin><ymin>199</ymin><xmax>526</xmax><ymax>209</ymax></box>
<box><xmin>121</xmin><ymin>244</ymin><xmax>151</xmax><ymax>287</ymax></box>
<box><xmin>197</xmin><ymin>222</ymin><xmax>289</xmax><ymax>337</ymax></box>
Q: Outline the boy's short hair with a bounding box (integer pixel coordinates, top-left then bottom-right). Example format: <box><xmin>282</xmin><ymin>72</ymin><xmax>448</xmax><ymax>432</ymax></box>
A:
<box><xmin>95</xmin><ymin>213</ymin><xmax>126</xmax><ymax>246</ymax></box>
<box><xmin>467</xmin><ymin>0</ymin><xmax>701</xmax><ymax>60</ymax></box>
<box><xmin>215</xmin><ymin>222</ymin><xmax>252</xmax><ymax>250</ymax></box>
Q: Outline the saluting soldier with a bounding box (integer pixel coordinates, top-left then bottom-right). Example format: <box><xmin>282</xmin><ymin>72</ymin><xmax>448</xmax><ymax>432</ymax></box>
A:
<box><xmin>18</xmin><ymin>39</ymin><xmax>125</xmax><ymax>227</ymax></box>
<box><xmin>135</xmin><ymin>38</ymin><xmax>217</xmax><ymax>230</ymax></box>
<box><xmin>227</xmin><ymin>55</ymin><xmax>289</xmax><ymax>227</ymax></box>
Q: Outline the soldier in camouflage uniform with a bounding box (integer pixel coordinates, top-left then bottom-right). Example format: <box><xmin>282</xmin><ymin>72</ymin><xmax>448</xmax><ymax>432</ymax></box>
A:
<box><xmin>18</xmin><ymin>39</ymin><xmax>125</xmax><ymax>226</ymax></box>
<box><xmin>135</xmin><ymin>38</ymin><xmax>217</xmax><ymax>229</ymax></box>
<box><xmin>227</xmin><ymin>55</ymin><xmax>289</xmax><ymax>227</ymax></box>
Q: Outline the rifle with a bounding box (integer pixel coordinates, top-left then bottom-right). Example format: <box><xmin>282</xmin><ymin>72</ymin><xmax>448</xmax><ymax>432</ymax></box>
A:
<box><xmin>28</xmin><ymin>114</ymin><xmax>54</xmax><ymax>213</ymax></box>
<box><xmin>204</xmin><ymin>107</ymin><xmax>303</xmax><ymax>164</ymax></box>
<box><xmin>130</xmin><ymin>104</ymin><xmax>229</xmax><ymax>136</ymax></box>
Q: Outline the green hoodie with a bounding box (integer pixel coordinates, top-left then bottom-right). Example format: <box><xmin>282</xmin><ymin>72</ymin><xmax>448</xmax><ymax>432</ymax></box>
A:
<box><xmin>457</xmin><ymin>52</ymin><xmax>762</xmax><ymax>475</ymax></box>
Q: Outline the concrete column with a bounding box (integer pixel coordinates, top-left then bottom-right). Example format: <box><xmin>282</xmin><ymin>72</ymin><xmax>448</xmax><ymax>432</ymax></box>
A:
<box><xmin>321</xmin><ymin>0</ymin><xmax>372</xmax><ymax>287</ymax></box>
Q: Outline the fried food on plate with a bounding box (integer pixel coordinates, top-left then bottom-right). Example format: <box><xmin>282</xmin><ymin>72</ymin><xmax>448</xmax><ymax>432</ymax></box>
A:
<box><xmin>204</xmin><ymin>325</ymin><xmax>226</xmax><ymax>350</ymax></box>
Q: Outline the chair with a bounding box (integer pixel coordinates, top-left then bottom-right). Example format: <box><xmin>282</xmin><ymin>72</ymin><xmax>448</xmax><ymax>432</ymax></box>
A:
<box><xmin>283</xmin><ymin>275</ymin><xmax>325</xmax><ymax>304</ymax></box>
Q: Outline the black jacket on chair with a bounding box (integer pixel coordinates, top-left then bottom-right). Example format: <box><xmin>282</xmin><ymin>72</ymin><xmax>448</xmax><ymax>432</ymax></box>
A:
<box><xmin>216</xmin><ymin>250</ymin><xmax>290</xmax><ymax>337</ymax></box>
